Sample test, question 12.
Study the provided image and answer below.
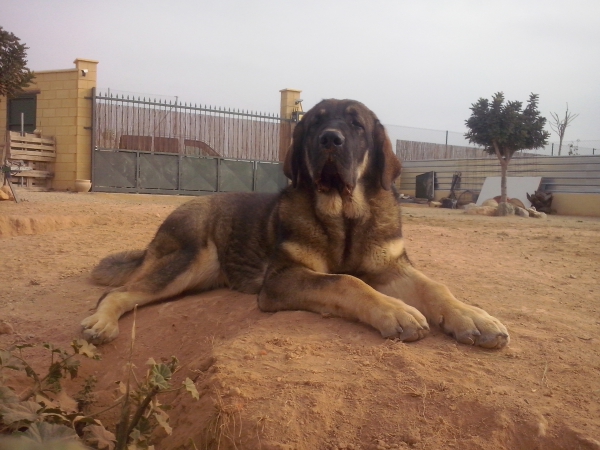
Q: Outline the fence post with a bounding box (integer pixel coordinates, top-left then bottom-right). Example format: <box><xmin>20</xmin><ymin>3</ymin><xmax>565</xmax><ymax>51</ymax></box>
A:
<box><xmin>551</xmin><ymin>143</ymin><xmax>554</xmax><ymax>156</ymax></box>
<box><xmin>445</xmin><ymin>130</ymin><xmax>448</xmax><ymax>154</ymax></box>
<box><xmin>279</xmin><ymin>89</ymin><xmax>302</xmax><ymax>162</ymax></box>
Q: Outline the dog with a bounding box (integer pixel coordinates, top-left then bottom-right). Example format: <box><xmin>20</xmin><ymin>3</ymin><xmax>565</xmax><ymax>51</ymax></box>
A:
<box><xmin>81</xmin><ymin>99</ymin><xmax>509</xmax><ymax>349</ymax></box>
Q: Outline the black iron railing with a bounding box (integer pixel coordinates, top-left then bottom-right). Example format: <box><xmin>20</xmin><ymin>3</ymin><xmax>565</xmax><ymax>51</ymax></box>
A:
<box><xmin>93</xmin><ymin>90</ymin><xmax>291</xmax><ymax>162</ymax></box>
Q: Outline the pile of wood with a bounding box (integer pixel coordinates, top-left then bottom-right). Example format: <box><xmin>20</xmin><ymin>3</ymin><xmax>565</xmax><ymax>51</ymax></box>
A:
<box><xmin>4</xmin><ymin>131</ymin><xmax>56</xmax><ymax>191</ymax></box>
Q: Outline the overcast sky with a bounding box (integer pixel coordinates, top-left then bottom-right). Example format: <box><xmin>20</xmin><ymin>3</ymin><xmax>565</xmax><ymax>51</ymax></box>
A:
<box><xmin>4</xmin><ymin>0</ymin><xmax>599</xmax><ymax>148</ymax></box>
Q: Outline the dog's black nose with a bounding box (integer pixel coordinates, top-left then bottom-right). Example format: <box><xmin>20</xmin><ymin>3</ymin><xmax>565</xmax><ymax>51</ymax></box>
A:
<box><xmin>319</xmin><ymin>130</ymin><xmax>345</xmax><ymax>148</ymax></box>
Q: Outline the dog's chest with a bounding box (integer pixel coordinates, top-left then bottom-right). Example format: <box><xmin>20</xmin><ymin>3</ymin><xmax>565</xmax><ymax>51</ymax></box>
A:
<box><xmin>280</xmin><ymin>188</ymin><xmax>404</xmax><ymax>274</ymax></box>
<box><xmin>319</xmin><ymin>217</ymin><xmax>401</xmax><ymax>273</ymax></box>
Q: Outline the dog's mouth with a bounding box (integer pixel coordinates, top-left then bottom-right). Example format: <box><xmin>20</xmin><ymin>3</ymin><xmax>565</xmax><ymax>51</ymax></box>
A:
<box><xmin>315</xmin><ymin>160</ymin><xmax>354</xmax><ymax>196</ymax></box>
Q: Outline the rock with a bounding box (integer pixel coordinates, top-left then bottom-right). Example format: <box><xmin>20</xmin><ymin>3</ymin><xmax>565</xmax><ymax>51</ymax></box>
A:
<box><xmin>228</xmin><ymin>387</ymin><xmax>242</xmax><ymax>396</ymax></box>
<box><xmin>0</xmin><ymin>321</ymin><xmax>14</xmax><ymax>335</ymax></box>
<box><xmin>481</xmin><ymin>198</ymin><xmax>499</xmax><ymax>208</ymax></box>
<box><xmin>403</xmin><ymin>428</ymin><xmax>421</xmax><ymax>445</ymax></box>
<box><xmin>509</xmin><ymin>198</ymin><xmax>526</xmax><ymax>209</ymax></box>
<box><xmin>497</xmin><ymin>202</ymin><xmax>515</xmax><ymax>216</ymax></box>
<box><xmin>464</xmin><ymin>206</ymin><xmax>497</xmax><ymax>216</ymax></box>
<box><xmin>462</xmin><ymin>203</ymin><xmax>478</xmax><ymax>211</ymax></box>
<box><xmin>493</xmin><ymin>196</ymin><xmax>526</xmax><ymax>209</ymax></box>
<box><xmin>530</xmin><ymin>210</ymin><xmax>547</xmax><ymax>219</ymax></box>
<box><xmin>0</xmin><ymin>185</ymin><xmax>14</xmax><ymax>200</ymax></box>
<box><xmin>515</xmin><ymin>206</ymin><xmax>529</xmax><ymax>218</ymax></box>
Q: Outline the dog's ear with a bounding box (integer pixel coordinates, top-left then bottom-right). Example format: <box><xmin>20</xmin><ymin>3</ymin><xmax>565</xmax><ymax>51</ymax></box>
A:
<box><xmin>283</xmin><ymin>121</ymin><xmax>304</xmax><ymax>188</ymax></box>
<box><xmin>373</xmin><ymin>120</ymin><xmax>402</xmax><ymax>190</ymax></box>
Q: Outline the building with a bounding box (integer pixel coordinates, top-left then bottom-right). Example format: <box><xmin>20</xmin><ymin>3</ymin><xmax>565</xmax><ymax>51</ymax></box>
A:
<box><xmin>0</xmin><ymin>58</ymin><xmax>98</xmax><ymax>190</ymax></box>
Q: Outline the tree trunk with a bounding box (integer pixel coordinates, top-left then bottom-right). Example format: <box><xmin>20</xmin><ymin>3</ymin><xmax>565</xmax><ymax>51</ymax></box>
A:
<box><xmin>492</xmin><ymin>141</ymin><xmax>510</xmax><ymax>211</ymax></box>
<box><xmin>500</xmin><ymin>160</ymin><xmax>508</xmax><ymax>204</ymax></box>
<box><xmin>558</xmin><ymin>135</ymin><xmax>564</xmax><ymax>156</ymax></box>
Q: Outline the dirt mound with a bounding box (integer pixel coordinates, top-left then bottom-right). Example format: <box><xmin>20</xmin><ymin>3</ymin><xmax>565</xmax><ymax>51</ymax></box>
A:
<box><xmin>1</xmin><ymin>191</ymin><xmax>599</xmax><ymax>449</ymax></box>
<box><xmin>0</xmin><ymin>214</ymin><xmax>97</xmax><ymax>237</ymax></box>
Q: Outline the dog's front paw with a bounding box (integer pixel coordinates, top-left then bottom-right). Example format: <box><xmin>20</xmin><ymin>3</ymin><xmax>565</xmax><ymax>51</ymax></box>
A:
<box><xmin>373</xmin><ymin>299</ymin><xmax>430</xmax><ymax>342</ymax></box>
<box><xmin>81</xmin><ymin>312</ymin><xmax>120</xmax><ymax>344</ymax></box>
<box><xmin>439</xmin><ymin>305</ymin><xmax>509</xmax><ymax>349</ymax></box>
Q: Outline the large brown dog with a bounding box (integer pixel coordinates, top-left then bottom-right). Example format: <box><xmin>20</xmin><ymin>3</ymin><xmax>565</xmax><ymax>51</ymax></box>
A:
<box><xmin>81</xmin><ymin>99</ymin><xmax>509</xmax><ymax>349</ymax></box>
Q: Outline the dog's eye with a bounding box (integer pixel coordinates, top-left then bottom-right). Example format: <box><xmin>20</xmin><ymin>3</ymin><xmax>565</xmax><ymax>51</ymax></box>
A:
<box><xmin>351</xmin><ymin>120</ymin><xmax>363</xmax><ymax>129</ymax></box>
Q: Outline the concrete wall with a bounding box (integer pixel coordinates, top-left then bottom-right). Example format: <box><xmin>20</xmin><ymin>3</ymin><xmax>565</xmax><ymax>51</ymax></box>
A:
<box><xmin>551</xmin><ymin>193</ymin><xmax>600</xmax><ymax>217</ymax></box>
<box><xmin>0</xmin><ymin>58</ymin><xmax>98</xmax><ymax>190</ymax></box>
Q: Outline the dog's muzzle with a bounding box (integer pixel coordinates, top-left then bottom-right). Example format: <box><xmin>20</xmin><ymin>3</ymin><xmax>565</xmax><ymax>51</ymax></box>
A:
<box><xmin>313</xmin><ymin>129</ymin><xmax>355</xmax><ymax>196</ymax></box>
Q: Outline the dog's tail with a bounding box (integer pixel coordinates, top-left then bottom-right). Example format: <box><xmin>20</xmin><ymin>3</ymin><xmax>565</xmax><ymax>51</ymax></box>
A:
<box><xmin>91</xmin><ymin>250</ymin><xmax>146</xmax><ymax>286</ymax></box>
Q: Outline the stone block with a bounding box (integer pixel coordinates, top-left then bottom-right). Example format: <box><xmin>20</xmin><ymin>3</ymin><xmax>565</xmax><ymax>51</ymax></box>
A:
<box><xmin>497</xmin><ymin>202</ymin><xmax>516</xmax><ymax>216</ymax></box>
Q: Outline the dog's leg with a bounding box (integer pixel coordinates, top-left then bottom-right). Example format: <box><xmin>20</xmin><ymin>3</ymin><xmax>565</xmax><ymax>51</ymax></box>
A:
<box><xmin>82</xmin><ymin>241</ymin><xmax>222</xmax><ymax>344</ymax></box>
<box><xmin>258</xmin><ymin>268</ymin><xmax>430</xmax><ymax>342</ymax></box>
<box><xmin>371</xmin><ymin>266</ymin><xmax>509</xmax><ymax>349</ymax></box>
<box><xmin>81</xmin><ymin>287</ymin><xmax>159</xmax><ymax>343</ymax></box>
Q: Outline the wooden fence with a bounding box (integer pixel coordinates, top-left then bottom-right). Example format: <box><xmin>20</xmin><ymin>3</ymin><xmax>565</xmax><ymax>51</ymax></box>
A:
<box><xmin>4</xmin><ymin>131</ymin><xmax>56</xmax><ymax>190</ymax></box>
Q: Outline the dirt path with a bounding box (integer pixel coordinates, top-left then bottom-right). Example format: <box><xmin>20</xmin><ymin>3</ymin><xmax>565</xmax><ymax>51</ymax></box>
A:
<box><xmin>1</xmin><ymin>191</ymin><xmax>599</xmax><ymax>449</ymax></box>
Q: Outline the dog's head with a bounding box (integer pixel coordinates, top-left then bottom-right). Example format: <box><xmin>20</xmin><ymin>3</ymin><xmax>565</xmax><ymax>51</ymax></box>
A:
<box><xmin>284</xmin><ymin>99</ymin><xmax>401</xmax><ymax>195</ymax></box>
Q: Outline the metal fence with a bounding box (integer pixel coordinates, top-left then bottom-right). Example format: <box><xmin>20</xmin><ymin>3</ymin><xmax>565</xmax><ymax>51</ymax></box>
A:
<box><xmin>386</xmin><ymin>125</ymin><xmax>472</xmax><ymax>150</ymax></box>
<box><xmin>396</xmin><ymin>140</ymin><xmax>540</xmax><ymax>161</ymax></box>
<box><xmin>92</xmin><ymin>149</ymin><xmax>288</xmax><ymax>195</ymax></box>
<box><xmin>386</xmin><ymin>123</ymin><xmax>598</xmax><ymax>157</ymax></box>
<box><xmin>398</xmin><ymin>140</ymin><xmax>491</xmax><ymax>161</ymax></box>
<box><xmin>93</xmin><ymin>90</ymin><xmax>290</xmax><ymax>161</ymax></box>
<box><xmin>90</xmin><ymin>89</ymin><xmax>291</xmax><ymax>195</ymax></box>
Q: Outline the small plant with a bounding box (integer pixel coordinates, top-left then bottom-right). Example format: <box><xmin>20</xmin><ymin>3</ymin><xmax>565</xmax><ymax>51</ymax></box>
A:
<box><xmin>115</xmin><ymin>355</ymin><xmax>200</xmax><ymax>450</ymax></box>
<box><xmin>0</xmin><ymin>337</ymin><xmax>199</xmax><ymax>450</ymax></box>
<box><xmin>0</xmin><ymin>339</ymin><xmax>102</xmax><ymax>448</ymax></box>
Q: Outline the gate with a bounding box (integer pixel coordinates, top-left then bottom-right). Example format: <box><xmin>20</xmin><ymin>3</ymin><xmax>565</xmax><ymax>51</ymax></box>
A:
<box><xmin>92</xmin><ymin>149</ymin><xmax>288</xmax><ymax>195</ymax></box>
<box><xmin>91</xmin><ymin>89</ymin><xmax>291</xmax><ymax>195</ymax></box>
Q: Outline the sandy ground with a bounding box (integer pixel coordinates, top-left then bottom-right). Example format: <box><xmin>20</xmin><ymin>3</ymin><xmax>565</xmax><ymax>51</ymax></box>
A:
<box><xmin>1</xmin><ymin>190</ymin><xmax>599</xmax><ymax>450</ymax></box>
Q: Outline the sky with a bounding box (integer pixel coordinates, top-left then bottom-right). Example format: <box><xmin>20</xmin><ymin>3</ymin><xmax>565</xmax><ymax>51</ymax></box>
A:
<box><xmin>3</xmin><ymin>0</ymin><xmax>600</xmax><ymax>150</ymax></box>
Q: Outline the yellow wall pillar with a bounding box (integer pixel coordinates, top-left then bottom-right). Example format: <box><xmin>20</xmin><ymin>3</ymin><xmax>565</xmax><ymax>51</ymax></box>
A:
<box><xmin>73</xmin><ymin>58</ymin><xmax>98</xmax><ymax>184</ymax></box>
<box><xmin>278</xmin><ymin>88</ymin><xmax>302</xmax><ymax>162</ymax></box>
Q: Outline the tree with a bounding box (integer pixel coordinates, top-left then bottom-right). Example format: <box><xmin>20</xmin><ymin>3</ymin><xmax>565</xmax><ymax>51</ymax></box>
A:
<box><xmin>549</xmin><ymin>104</ymin><xmax>579</xmax><ymax>156</ymax></box>
<box><xmin>0</xmin><ymin>26</ymin><xmax>35</xmax><ymax>98</ymax></box>
<box><xmin>465</xmin><ymin>92</ymin><xmax>550</xmax><ymax>214</ymax></box>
